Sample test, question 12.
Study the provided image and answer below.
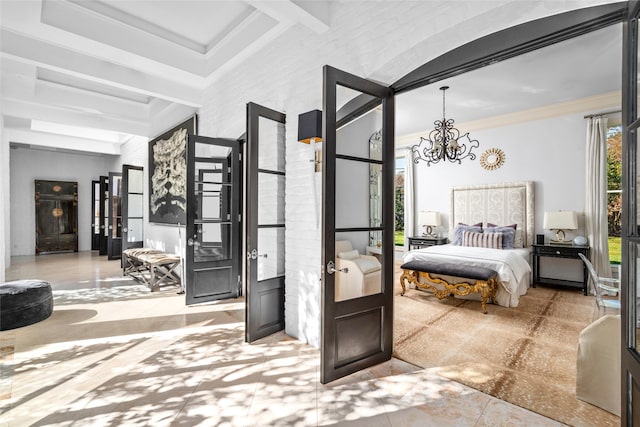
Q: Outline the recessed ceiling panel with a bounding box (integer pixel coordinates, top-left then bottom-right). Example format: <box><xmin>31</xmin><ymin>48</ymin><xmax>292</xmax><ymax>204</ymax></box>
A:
<box><xmin>91</xmin><ymin>0</ymin><xmax>256</xmax><ymax>52</ymax></box>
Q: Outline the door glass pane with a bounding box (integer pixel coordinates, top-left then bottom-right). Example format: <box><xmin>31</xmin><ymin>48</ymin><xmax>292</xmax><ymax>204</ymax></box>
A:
<box><xmin>258</xmin><ymin>117</ymin><xmax>285</xmax><ymax>173</ymax></box>
<box><xmin>336</xmin><ymin>92</ymin><xmax>382</xmax><ymax>160</ymax></box>
<box><xmin>370</xmin><ymin>164</ymin><xmax>382</xmax><ymax>227</ymax></box>
<box><xmin>127</xmin><ymin>218</ymin><xmax>143</xmax><ymax>242</ymax></box>
<box><xmin>335</xmin><ymin>159</ymin><xmax>370</xmax><ymax>229</ymax></box>
<box><xmin>632</xmin><ymin>242</ymin><xmax>639</xmax><ymax>351</ymax></box>
<box><xmin>129</xmin><ymin>169</ymin><xmax>143</xmax><ymax>193</ymax></box>
<box><xmin>334</xmin><ymin>230</ymin><xmax>382</xmax><ymax>302</ymax></box>
<box><xmin>257</xmin><ymin>227</ymin><xmax>284</xmax><ymax>281</ymax></box>
<box><xmin>195</xmin><ymin>164</ymin><xmax>225</xmax><ymax>222</ymax></box>
<box><xmin>637</xmin><ymin>18</ymin><xmax>640</xmax><ymax>122</ymax></box>
<box><xmin>93</xmin><ymin>182</ymin><xmax>100</xmax><ymax>233</ymax></box>
<box><xmin>194</xmin><ymin>222</ymin><xmax>229</xmax><ymax>262</ymax></box>
<box><xmin>258</xmin><ymin>173</ymin><xmax>285</xmax><ymax>225</ymax></box>
<box><xmin>128</xmin><ymin>194</ymin><xmax>143</xmax><ymax>218</ymax></box>
<box><xmin>111</xmin><ymin>176</ymin><xmax>122</xmax><ymax>238</ymax></box>
<box><xmin>103</xmin><ymin>180</ymin><xmax>108</xmax><ymax>237</ymax></box>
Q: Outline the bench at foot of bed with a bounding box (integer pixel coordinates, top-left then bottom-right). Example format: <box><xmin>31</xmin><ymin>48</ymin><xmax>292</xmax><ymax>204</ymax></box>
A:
<box><xmin>400</xmin><ymin>260</ymin><xmax>498</xmax><ymax>314</ymax></box>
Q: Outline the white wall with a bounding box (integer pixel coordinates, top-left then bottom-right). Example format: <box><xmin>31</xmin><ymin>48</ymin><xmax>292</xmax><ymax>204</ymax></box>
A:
<box><xmin>411</xmin><ymin>113</ymin><xmax>587</xmax><ymax>237</ymax></box>
<box><xmin>9</xmin><ymin>147</ymin><xmax>114</xmax><ymax>255</ymax></box>
<box><xmin>409</xmin><ymin>112</ymin><xmax>590</xmax><ymax>280</ymax></box>
<box><xmin>1</xmin><ymin>115</ymin><xmax>7</xmax><ymax>281</ymax></box>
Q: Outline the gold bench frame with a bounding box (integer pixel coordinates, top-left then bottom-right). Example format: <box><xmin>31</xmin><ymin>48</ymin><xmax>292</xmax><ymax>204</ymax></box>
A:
<box><xmin>400</xmin><ymin>268</ymin><xmax>498</xmax><ymax>314</ymax></box>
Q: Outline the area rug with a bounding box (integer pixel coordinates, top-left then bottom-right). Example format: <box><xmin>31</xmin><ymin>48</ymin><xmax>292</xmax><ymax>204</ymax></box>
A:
<box><xmin>393</xmin><ymin>269</ymin><xmax>620</xmax><ymax>426</ymax></box>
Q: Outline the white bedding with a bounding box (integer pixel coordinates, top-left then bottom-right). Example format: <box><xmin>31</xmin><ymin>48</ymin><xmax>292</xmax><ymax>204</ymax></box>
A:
<box><xmin>402</xmin><ymin>244</ymin><xmax>532</xmax><ymax>307</ymax></box>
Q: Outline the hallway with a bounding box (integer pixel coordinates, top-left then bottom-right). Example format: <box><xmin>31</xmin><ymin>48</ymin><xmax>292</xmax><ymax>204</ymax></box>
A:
<box><xmin>1</xmin><ymin>252</ymin><xmax>563</xmax><ymax>426</ymax></box>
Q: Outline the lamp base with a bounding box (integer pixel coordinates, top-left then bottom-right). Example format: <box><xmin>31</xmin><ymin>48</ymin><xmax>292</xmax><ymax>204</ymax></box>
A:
<box><xmin>549</xmin><ymin>229</ymin><xmax>572</xmax><ymax>245</ymax></box>
<box><xmin>422</xmin><ymin>225</ymin><xmax>437</xmax><ymax>238</ymax></box>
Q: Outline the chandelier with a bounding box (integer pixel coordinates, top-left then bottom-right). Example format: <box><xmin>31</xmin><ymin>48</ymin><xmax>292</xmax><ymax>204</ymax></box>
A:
<box><xmin>412</xmin><ymin>86</ymin><xmax>479</xmax><ymax>166</ymax></box>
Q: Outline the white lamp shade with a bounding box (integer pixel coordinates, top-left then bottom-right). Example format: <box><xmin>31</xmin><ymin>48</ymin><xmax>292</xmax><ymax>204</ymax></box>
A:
<box><xmin>543</xmin><ymin>211</ymin><xmax>578</xmax><ymax>230</ymax></box>
<box><xmin>419</xmin><ymin>211</ymin><xmax>441</xmax><ymax>226</ymax></box>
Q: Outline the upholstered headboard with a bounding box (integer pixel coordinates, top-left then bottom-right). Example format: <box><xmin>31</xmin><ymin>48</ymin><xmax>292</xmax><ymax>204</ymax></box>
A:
<box><xmin>450</xmin><ymin>181</ymin><xmax>535</xmax><ymax>247</ymax></box>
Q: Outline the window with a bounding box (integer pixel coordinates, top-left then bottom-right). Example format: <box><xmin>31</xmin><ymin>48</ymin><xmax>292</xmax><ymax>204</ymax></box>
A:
<box><xmin>395</xmin><ymin>157</ymin><xmax>405</xmax><ymax>246</ymax></box>
<box><xmin>607</xmin><ymin>125</ymin><xmax>622</xmax><ymax>265</ymax></box>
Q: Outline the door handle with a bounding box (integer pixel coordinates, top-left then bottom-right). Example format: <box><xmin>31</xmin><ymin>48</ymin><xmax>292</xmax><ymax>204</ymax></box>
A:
<box><xmin>258</xmin><ymin>253</ymin><xmax>268</xmax><ymax>258</ymax></box>
<box><xmin>327</xmin><ymin>260</ymin><xmax>348</xmax><ymax>274</ymax></box>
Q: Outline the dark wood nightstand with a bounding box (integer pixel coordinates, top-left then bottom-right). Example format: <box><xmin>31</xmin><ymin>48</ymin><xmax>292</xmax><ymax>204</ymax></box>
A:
<box><xmin>408</xmin><ymin>236</ymin><xmax>448</xmax><ymax>250</ymax></box>
<box><xmin>532</xmin><ymin>244</ymin><xmax>590</xmax><ymax>295</ymax></box>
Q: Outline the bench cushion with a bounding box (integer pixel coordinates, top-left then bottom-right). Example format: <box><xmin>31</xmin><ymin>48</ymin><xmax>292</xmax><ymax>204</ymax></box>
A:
<box><xmin>400</xmin><ymin>260</ymin><xmax>498</xmax><ymax>281</ymax></box>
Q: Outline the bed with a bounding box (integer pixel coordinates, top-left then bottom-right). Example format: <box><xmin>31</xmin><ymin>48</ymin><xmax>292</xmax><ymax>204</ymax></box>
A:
<box><xmin>402</xmin><ymin>181</ymin><xmax>534</xmax><ymax>308</ymax></box>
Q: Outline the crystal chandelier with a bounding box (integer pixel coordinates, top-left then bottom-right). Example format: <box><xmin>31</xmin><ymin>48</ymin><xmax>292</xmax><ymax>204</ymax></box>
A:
<box><xmin>411</xmin><ymin>86</ymin><xmax>479</xmax><ymax>166</ymax></box>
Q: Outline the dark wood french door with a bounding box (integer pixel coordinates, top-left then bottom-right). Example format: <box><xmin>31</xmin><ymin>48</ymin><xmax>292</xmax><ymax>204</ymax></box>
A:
<box><xmin>99</xmin><ymin>175</ymin><xmax>108</xmax><ymax>256</ymax></box>
<box><xmin>121</xmin><ymin>165</ymin><xmax>144</xmax><ymax>266</ymax></box>
<box><xmin>621</xmin><ymin>1</ymin><xmax>640</xmax><ymax>423</ymax></box>
<box><xmin>321</xmin><ymin>65</ymin><xmax>394</xmax><ymax>383</ymax></box>
<box><xmin>245</xmin><ymin>102</ymin><xmax>286</xmax><ymax>343</ymax></box>
<box><xmin>91</xmin><ymin>180</ymin><xmax>100</xmax><ymax>250</ymax></box>
<box><xmin>107</xmin><ymin>172</ymin><xmax>122</xmax><ymax>260</ymax></box>
<box><xmin>185</xmin><ymin>135</ymin><xmax>241</xmax><ymax>305</ymax></box>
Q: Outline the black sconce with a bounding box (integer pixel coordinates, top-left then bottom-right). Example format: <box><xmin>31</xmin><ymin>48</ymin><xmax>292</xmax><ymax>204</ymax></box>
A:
<box><xmin>298</xmin><ymin>110</ymin><xmax>322</xmax><ymax>172</ymax></box>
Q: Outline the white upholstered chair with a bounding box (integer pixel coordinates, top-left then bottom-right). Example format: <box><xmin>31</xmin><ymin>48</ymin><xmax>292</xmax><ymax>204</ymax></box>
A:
<box><xmin>334</xmin><ymin>240</ymin><xmax>382</xmax><ymax>301</ymax></box>
<box><xmin>576</xmin><ymin>314</ymin><xmax>621</xmax><ymax>416</ymax></box>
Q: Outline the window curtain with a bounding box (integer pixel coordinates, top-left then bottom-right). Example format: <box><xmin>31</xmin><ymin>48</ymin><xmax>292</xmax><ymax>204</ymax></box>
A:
<box><xmin>585</xmin><ymin>116</ymin><xmax>612</xmax><ymax>288</ymax></box>
<box><xmin>404</xmin><ymin>149</ymin><xmax>414</xmax><ymax>249</ymax></box>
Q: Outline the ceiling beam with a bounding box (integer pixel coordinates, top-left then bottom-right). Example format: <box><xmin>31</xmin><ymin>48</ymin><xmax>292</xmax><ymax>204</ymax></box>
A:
<box><xmin>1</xmin><ymin>29</ymin><xmax>203</xmax><ymax>107</ymax></box>
<box><xmin>3</xmin><ymin>98</ymin><xmax>149</xmax><ymax>136</ymax></box>
<box><xmin>248</xmin><ymin>0</ymin><xmax>330</xmax><ymax>33</ymax></box>
<box><xmin>5</xmin><ymin>128</ymin><xmax>121</xmax><ymax>155</ymax></box>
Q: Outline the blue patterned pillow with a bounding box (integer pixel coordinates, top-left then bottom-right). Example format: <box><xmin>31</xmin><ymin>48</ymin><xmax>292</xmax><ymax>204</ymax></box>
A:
<box><xmin>485</xmin><ymin>226</ymin><xmax>516</xmax><ymax>249</ymax></box>
<box><xmin>453</xmin><ymin>223</ymin><xmax>483</xmax><ymax>245</ymax></box>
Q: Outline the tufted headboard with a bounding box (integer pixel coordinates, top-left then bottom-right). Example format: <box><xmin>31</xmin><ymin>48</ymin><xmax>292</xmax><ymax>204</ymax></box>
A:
<box><xmin>449</xmin><ymin>181</ymin><xmax>535</xmax><ymax>247</ymax></box>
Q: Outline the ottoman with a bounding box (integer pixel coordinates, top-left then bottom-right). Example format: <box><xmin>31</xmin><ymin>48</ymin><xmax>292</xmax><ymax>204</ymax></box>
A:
<box><xmin>0</xmin><ymin>280</ymin><xmax>53</xmax><ymax>331</ymax></box>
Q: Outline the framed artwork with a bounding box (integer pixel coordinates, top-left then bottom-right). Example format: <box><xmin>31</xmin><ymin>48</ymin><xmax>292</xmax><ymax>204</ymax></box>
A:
<box><xmin>148</xmin><ymin>115</ymin><xmax>197</xmax><ymax>224</ymax></box>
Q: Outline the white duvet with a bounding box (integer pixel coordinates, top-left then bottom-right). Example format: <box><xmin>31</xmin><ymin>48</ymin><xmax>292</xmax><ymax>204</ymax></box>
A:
<box><xmin>402</xmin><ymin>244</ymin><xmax>532</xmax><ymax>307</ymax></box>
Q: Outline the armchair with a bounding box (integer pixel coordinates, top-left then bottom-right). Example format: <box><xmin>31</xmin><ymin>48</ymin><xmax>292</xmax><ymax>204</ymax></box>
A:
<box><xmin>334</xmin><ymin>240</ymin><xmax>382</xmax><ymax>301</ymax></box>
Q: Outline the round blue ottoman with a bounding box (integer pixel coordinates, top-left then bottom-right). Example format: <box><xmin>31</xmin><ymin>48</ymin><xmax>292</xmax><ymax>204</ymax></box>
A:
<box><xmin>0</xmin><ymin>280</ymin><xmax>53</xmax><ymax>331</ymax></box>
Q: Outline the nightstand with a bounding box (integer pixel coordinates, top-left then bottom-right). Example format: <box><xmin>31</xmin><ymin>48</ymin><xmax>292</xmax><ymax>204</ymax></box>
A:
<box><xmin>532</xmin><ymin>244</ymin><xmax>590</xmax><ymax>295</ymax></box>
<box><xmin>408</xmin><ymin>236</ymin><xmax>448</xmax><ymax>250</ymax></box>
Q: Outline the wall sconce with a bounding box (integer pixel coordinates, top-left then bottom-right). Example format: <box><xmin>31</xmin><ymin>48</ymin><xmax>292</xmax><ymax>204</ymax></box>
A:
<box><xmin>298</xmin><ymin>110</ymin><xmax>322</xmax><ymax>172</ymax></box>
<box><xmin>543</xmin><ymin>210</ymin><xmax>578</xmax><ymax>245</ymax></box>
<box><xmin>419</xmin><ymin>211</ymin><xmax>441</xmax><ymax>237</ymax></box>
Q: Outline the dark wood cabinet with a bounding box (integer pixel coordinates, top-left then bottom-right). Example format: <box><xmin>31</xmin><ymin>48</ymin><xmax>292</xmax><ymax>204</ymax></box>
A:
<box><xmin>408</xmin><ymin>236</ymin><xmax>448</xmax><ymax>250</ymax></box>
<box><xmin>35</xmin><ymin>180</ymin><xmax>78</xmax><ymax>254</ymax></box>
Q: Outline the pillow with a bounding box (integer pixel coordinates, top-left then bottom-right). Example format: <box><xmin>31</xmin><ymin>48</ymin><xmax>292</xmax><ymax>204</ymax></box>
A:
<box><xmin>462</xmin><ymin>230</ymin><xmax>503</xmax><ymax>249</ymax></box>
<box><xmin>338</xmin><ymin>249</ymin><xmax>360</xmax><ymax>260</ymax></box>
<box><xmin>452</xmin><ymin>223</ymin><xmax>483</xmax><ymax>245</ymax></box>
<box><xmin>485</xmin><ymin>226</ymin><xmax>516</xmax><ymax>249</ymax></box>
<box><xmin>514</xmin><ymin>229</ymin><xmax>524</xmax><ymax>248</ymax></box>
<box><xmin>486</xmin><ymin>223</ymin><xmax>517</xmax><ymax>229</ymax></box>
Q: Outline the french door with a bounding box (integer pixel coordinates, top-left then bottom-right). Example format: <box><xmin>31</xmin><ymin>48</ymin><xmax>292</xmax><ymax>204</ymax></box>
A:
<box><xmin>185</xmin><ymin>134</ymin><xmax>241</xmax><ymax>305</ymax></box>
<box><xmin>91</xmin><ymin>180</ymin><xmax>100</xmax><ymax>250</ymax></box>
<box><xmin>107</xmin><ymin>172</ymin><xmax>122</xmax><ymax>260</ymax></box>
<box><xmin>245</xmin><ymin>102</ymin><xmax>286</xmax><ymax>343</ymax></box>
<box><xmin>321</xmin><ymin>65</ymin><xmax>394</xmax><ymax>383</ymax></box>
<box><xmin>622</xmin><ymin>1</ymin><xmax>640</xmax><ymax>423</ymax></box>
<box><xmin>99</xmin><ymin>175</ymin><xmax>108</xmax><ymax>256</ymax></box>
<box><xmin>121</xmin><ymin>165</ymin><xmax>144</xmax><ymax>265</ymax></box>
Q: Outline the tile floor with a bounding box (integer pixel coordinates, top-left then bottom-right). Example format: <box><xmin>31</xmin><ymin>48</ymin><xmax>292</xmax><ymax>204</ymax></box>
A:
<box><xmin>1</xmin><ymin>252</ymin><xmax>566</xmax><ymax>426</ymax></box>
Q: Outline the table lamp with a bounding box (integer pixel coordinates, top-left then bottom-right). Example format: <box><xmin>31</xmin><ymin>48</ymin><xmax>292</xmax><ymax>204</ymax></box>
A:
<box><xmin>419</xmin><ymin>211</ymin><xmax>441</xmax><ymax>237</ymax></box>
<box><xmin>543</xmin><ymin>210</ymin><xmax>578</xmax><ymax>245</ymax></box>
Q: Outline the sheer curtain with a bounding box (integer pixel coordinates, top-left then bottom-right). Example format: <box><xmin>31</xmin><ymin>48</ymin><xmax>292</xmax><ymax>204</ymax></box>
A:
<box><xmin>585</xmin><ymin>116</ymin><xmax>612</xmax><ymax>286</ymax></box>
<box><xmin>404</xmin><ymin>149</ymin><xmax>414</xmax><ymax>250</ymax></box>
